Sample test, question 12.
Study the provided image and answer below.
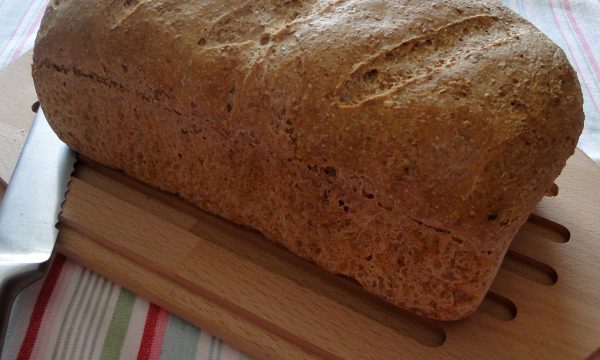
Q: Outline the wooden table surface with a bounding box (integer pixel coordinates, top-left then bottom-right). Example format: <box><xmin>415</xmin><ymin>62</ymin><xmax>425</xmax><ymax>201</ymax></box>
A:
<box><xmin>0</xmin><ymin>50</ymin><xmax>36</xmax><ymax>197</ymax></box>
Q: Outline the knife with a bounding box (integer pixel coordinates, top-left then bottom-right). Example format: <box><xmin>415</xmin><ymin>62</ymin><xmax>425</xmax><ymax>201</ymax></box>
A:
<box><xmin>0</xmin><ymin>109</ymin><xmax>76</xmax><ymax>352</ymax></box>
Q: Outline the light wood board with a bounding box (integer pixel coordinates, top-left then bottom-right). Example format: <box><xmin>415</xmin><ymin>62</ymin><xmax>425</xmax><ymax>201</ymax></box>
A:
<box><xmin>0</xmin><ymin>121</ymin><xmax>27</xmax><ymax>190</ymax></box>
<box><xmin>0</xmin><ymin>50</ymin><xmax>36</xmax><ymax>196</ymax></box>
<box><xmin>0</xmin><ymin>50</ymin><xmax>36</xmax><ymax>132</ymax></box>
<box><xmin>55</xmin><ymin>150</ymin><xmax>600</xmax><ymax>359</ymax></box>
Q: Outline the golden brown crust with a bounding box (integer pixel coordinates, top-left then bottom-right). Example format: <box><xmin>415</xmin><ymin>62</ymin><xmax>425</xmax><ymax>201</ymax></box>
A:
<box><xmin>33</xmin><ymin>0</ymin><xmax>583</xmax><ymax>320</ymax></box>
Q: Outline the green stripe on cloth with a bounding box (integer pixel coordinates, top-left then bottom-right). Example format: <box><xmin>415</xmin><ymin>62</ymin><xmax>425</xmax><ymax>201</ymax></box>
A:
<box><xmin>86</xmin><ymin>282</ymin><xmax>116</xmax><ymax>359</ymax></box>
<box><xmin>51</xmin><ymin>267</ymin><xmax>90</xmax><ymax>360</ymax></box>
<box><xmin>159</xmin><ymin>315</ymin><xmax>201</xmax><ymax>360</ymax></box>
<box><xmin>100</xmin><ymin>288</ymin><xmax>136</xmax><ymax>360</ymax></box>
<box><xmin>64</xmin><ymin>272</ymin><xmax>104</xmax><ymax>358</ymax></box>
<box><xmin>75</xmin><ymin>277</ymin><xmax>110</xmax><ymax>359</ymax></box>
<box><xmin>58</xmin><ymin>269</ymin><xmax>100</xmax><ymax>359</ymax></box>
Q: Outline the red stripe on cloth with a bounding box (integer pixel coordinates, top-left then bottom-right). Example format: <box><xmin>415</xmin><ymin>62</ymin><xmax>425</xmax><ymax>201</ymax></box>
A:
<box><xmin>136</xmin><ymin>303</ymin><xmax>161</xmax><ymax>360</ymax></box>
<box><xmin>149</xmin><ymin>308</ymin><xmax>169</xmax><ymax>360</ymax></box>
<box><xmin>563</xmin><ymin>0</ymin><xmax>600</xmax><ymax>84</ymax></box>
<box><xmin>16</xmin><ymin>254</ymin><xmax>67</xmax><ymax>360</ymax></box>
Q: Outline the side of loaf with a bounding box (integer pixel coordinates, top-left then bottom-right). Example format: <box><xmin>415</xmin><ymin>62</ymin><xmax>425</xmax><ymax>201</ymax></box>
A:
<box><xmin>32</xmin><ymin>0</ymin><xmax>583</xmax><ymax>320</ymax></box>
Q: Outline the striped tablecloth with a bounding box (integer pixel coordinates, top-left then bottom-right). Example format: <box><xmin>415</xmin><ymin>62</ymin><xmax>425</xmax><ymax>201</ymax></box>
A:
<box><xmin>1</xmin><ymin>1</ymin><xmax>599</xmax><ymax>359</ymax></box>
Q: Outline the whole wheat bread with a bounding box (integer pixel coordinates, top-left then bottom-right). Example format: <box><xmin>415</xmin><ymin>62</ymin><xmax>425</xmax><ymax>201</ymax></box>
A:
<box><xmin>32</xmin><ymin>0</ymin><xmax>584</xmax><ymax>320</ymax></box>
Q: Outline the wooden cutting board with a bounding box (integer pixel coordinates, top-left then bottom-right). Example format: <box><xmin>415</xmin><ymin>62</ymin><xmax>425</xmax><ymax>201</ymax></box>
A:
<box><xmin>54</xmin><ymin>149</ymin><xmax>600</xmax><ymax>359</ymax></box>
<box><xmin>1</xmin><ymin>51</ymin><xmax>598</xmax><ymax>359</ymax></box>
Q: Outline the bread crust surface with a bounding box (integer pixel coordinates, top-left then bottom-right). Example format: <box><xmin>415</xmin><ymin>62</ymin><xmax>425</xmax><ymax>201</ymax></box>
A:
<box><xmin>33</xmin><ymin>0</ymin><xmax>583</xmax><ymax>320</ymax></box>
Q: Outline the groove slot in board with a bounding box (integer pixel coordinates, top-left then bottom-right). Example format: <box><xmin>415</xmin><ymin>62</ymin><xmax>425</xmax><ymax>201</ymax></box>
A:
<box><xmin>501</xmin><ymin>250</ymin><xmax>558</xmax><ymax>286</ymax></box>
<box><xmin>479</xmin><ymin>292</ymin><xmax>517</xmax><ymax>321</ymax></box>
<box><xmin>524</xmin><ymin>213</ymin><xmax>570</xmax><ymax>243</ymax></box>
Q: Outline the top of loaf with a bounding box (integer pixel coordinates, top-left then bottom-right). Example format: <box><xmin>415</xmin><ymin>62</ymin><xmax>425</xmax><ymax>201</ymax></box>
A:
<box><xmin>35</xmin><ymin>0</ymin><xmax>582</xmax><ymax>245</ymax></box>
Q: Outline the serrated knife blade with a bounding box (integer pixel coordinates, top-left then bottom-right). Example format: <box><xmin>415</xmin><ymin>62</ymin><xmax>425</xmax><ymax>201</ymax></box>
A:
<box><xmin>0</xmin><ymin>109</ymin><xmax>76</xmax><ymax>353</ymax></box>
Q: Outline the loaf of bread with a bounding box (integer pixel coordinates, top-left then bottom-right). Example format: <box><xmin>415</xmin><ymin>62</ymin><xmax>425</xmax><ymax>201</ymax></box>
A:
<box><xmin>33</xmin><ymin>0</ymin><xmax>583</xmax><ymax>320</ymax></box>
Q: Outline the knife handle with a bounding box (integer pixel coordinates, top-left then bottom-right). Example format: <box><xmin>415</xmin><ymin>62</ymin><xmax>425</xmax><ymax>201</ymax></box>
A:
<box><xmin>0</xmin><ymin>261</ymin><xmax>48</xmax><ymax>355</ymax></box>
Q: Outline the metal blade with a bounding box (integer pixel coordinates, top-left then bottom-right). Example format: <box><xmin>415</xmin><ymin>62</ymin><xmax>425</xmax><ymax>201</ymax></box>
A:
<box><xmin>0</xmin><ymin>110</ymin><xmax>76</xmax><ymax>263</ymax></box>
